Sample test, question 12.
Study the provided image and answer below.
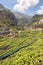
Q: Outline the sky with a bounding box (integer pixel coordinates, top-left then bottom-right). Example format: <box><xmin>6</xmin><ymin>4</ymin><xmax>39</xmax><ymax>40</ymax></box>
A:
<box><xmin>0</xmin><ymin>0</ymin><xmax>43</xmax><ymax>16</ymax></box>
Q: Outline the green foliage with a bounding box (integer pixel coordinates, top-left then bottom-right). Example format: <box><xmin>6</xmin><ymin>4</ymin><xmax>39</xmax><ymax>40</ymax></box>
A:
<box><xmin>0</xmin><ymin>31</ymin><xmax>43</xmax><ymax>65</ymax></box>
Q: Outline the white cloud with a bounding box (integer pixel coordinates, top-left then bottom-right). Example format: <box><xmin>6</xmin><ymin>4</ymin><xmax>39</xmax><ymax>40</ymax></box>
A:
<box><xmin>13</xmin><ymin>0</ymin><xmax>39</xmax><ymax>13</ymax></box>
<box><xmin>36</xmin><ymin>6</ymin><xmax>43</xmax><ymax>15</ymax></box>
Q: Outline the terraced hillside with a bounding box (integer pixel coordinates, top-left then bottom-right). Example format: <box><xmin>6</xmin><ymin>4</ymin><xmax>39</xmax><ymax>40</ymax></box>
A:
<box><xmin>0</xmin><ymin>31</ymin><xmax>43</xmax><ymax>65</ymax></box>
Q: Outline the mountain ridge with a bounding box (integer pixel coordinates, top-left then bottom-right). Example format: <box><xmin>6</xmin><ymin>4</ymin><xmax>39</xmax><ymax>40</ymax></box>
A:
<box><xmin>0</xmin><ymin>4</ymin><xmax>18</xmax><ymax>27</ymax></box>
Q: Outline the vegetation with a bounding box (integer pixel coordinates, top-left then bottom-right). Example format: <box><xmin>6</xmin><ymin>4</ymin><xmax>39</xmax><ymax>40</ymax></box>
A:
<box><xmin>0</xmin><ymin>4</ymin><xmax>43</xmax><ymax>65</ymax></box>
<box><xmin>0</xmin><ymin>30</ymin><xmax>43</xmax><ymax>65</ymax></box>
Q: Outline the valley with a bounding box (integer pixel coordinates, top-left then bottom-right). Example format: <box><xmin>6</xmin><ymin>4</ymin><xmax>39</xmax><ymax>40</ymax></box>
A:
<box><xmin>0</xmin><ymin>4</ymin><xmax>43</xmax><ymax>65</ymax></box>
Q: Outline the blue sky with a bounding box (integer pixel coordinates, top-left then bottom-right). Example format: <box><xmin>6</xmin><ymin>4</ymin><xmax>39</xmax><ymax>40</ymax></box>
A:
<box><xmin>0</xmin><ymin>0</ymin><xmax>43</xmax><ymax>16</ymax></box>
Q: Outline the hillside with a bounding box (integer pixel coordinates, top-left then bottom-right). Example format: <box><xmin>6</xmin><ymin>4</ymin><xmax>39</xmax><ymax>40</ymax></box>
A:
<box><xmin>32</xmin><ymin>14</ymin><xmax>43</xmax><ymax>22</ymax></box>
<box><xmin>0</xmin><ymin>3</ymin><xmax>43</xmax><ymax>65</ymax></box>
<box><xmin>14</xmin><ymin>12</ymin><xmax>32</xmax><ymax>30</ymax></box>
<box><xmin>0</xmin><ymin>4</ymin><xmax>18</xmax><ymax>36</ymax></box>
<box><xmin>0</xmin><ymin>30</ymin><xmax>43</xmax><ymax>65</ymax></box>
<box><xmin>25</xmin><ymin>14</ymin><xmax>43</xmax><ymax>29</ymax></box>
<box><xmin>14</xmin><ymin>12</ymin><xmax>30</xmax><ymax>24</ymax></box>
<box><xmin>0</xmin><ymin>4</ymin><xmax>17</xmax><ymax>27</ymax></box>
<box><xmin>0</xmin><ymin>0</ymin><xmax>43</xmax><ymax>65</ymax></box>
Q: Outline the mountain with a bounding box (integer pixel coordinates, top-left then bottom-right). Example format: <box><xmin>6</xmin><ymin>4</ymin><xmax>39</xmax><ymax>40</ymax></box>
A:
<box><xmin>32</xmin><ymin>14</ymin><xmax>43</xmax><ymax>22</ymax></box>
<box><xmin>0</xmin><ymin>4</ymin><xmax>5</xmax><ymax>10</ymax></box>
<box><xmin>29</xmin><ymin>14</ymin><xmax>43</xmax><ymax>28</ymax></box>
<box><xmin>0</xmin><ymin>4</ymin><xmax>18</xmax><ymax>36</ymax></box>
<box><xmin>14</xmin><ymin>12</ymin><xmax>30</xmax><ymax>24</ymax></box>
<box><xmin>13</xmin><ymin>12</ymin><xmax>32</xmax><ymax>30</ymax></box>
<box><xmin>0</xmin><ymin>4</ymin><xmax>18</xmax><ymax>27</ymax></box>
<box><xmin>25</xmin><ymin>14</ymin><xmax>43</xmax><ymax>29</ymax></box>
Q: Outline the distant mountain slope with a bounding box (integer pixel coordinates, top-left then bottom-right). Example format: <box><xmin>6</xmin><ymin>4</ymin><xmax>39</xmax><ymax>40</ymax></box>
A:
<box><xmin>25</xmin><ymin>14</ymin><xmax>43</xmax><ymax>28</ymax></box>
<box><xmin>32</xmin><ymin>14</ymin><xmax>43</xmax><ymax>22</ymax></box>
<box><xmin>14</xmin><ymin>12</ymin><xmax>30</xmax><ymax>24</ymax></box>
<box><xmin>30</xmin><ymin>14</ymin><xmax>43</xmax><ymax>28</ymax></box>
